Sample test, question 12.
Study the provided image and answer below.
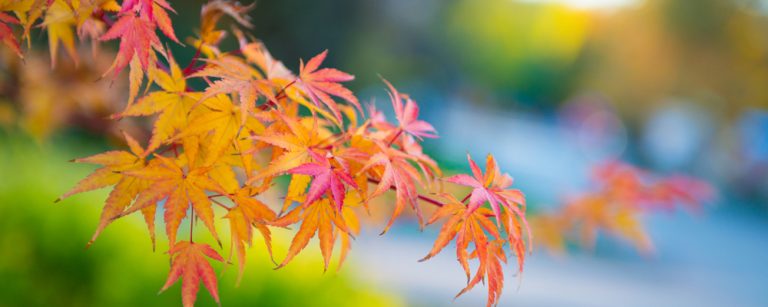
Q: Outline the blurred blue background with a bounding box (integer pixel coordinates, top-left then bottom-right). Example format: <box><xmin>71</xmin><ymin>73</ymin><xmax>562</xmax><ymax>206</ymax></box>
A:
<box><xmin>2</xmin><ymin>0</ymin><xmax>768</xmax><ymax>306</ymax></box>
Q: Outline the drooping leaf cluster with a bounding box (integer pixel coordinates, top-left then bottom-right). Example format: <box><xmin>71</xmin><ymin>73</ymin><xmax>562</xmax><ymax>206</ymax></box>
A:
<box><xmin>1</xmin><ymin>1</ymin><xmax>531</xmax><ymax>306</ymax></box>
<box><xmin>533</xmin><ymin>161</ymin><xmax>714</xmax><ymax>254</ymax></box>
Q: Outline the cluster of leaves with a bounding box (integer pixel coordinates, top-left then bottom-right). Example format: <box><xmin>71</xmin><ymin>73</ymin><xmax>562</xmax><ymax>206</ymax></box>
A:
<box><xmin>0</xmin><ymin>49</ymin><xmax>131</xmax><ymax>139</ymax></box>
<box><xmin>0</xmin><ymin>1</ymin><xmax>530</xmax><ymax>306</ymax></box>
<box><xmin>533</xmin><ymin>161</ymin><xmax>715</xmax><ymax>254</ymax></box>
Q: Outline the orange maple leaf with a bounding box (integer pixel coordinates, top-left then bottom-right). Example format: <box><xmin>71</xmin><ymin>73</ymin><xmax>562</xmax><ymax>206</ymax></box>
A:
<box><xmin>360</xmin><ymin>145</ymin><xmax>426</xmax><ymax>234</ymax></box>
<box><xmin>57</xmin><ymin>132</ymin><xmax>153</xmax><ymax>248</ymax></box>
<box><xmin>223</xmin><ymin>187</ymin><xmax>277</xmax><ymax>284</ymax></box>
<box><xmin>160</xmin><ymin>241</ymin><xmax>224</xmax><ymax>307</ymax></box>
<box><xmin>121</xmin><ymin>155</ymin><xmax>224</xmax><ymax>246</ymax></box>
<box><xmin>297</xmin><ymin>50</ymin><xmax>360</xmax><ymax>122</ymax></box>
<box><xmin>420</xmin><ymin>195</ymin><xmax>520</xmax><ymax>307</ymax></box>
<box><xmin>273</xmin><ymin>199</ymin><xmax>358</xmax><ymax>271</ymax></box>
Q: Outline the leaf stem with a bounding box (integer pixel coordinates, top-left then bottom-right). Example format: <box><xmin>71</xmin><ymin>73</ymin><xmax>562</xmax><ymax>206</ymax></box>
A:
<box><xmin>189</xmin><ymin>206</ymin><xmax>195</xmax><ymax>243</ymax></box>
<box><xmin>367</xmin><ymin>177</ymin><xmax>444</xmax><ymax>207</ymax></box>
<box><xmin>386</xmin><ymin>129</ymin><xmax>403</xmax><ymax>147</ymax></box>
<box><xmin>259</xmin><ymin>79</ymin><xmax>297</xmax><ymax>110</ymax></box>
<box><xmin>210</xmin><ymin>198</ymin><xmax>232</xmax><ymax>210</ymax></box>
<box><xmin>461</xmin><ymin>193</ymin><xmax>471</xmax><ymax>204</ymax></box>
<box><xmin>182</xmin><ymin>43</ymin><xmax>203</xmax><ymax>75</ymax></box>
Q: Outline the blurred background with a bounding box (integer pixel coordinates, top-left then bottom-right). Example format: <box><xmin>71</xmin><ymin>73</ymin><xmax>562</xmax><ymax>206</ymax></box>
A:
<box><xmin>2</xmin><ymin>0</ymin><xmax>768</xmax><ymax>306</ymax></box>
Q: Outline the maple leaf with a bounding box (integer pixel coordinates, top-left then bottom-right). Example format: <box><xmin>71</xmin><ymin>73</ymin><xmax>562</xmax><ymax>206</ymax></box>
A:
<box><xmin>160</xmin><ymin>241</ymin><xmax>224</xmax><ymax>307</ymax></box>
<box><xmin>297</xmin><ymin>50</ymin><xmax>360</xmax><ymax>122</ymax></box>
<box><xmin>359</xmin><ymin>145</ymin><xmax>425</xmax><ymax>234</ymax></box>
<box><xmin>382</xmin><ymin>79</ymin><xmax>436</xmax><ymax>140</ymax></box>
<box><xmin>0</xmin><ymin>12</ymin><xmax>21</xmax><ymax>57</ymax></box>
<box><xmin>419</xmin><ymin>195</ymin><xmax>513</xmax><ymax>307</ymax></box>
<box><xmin>42</xmin><ymin>0</ymin><xmax>78</xmax><ymax>67</ymax></box>
<box><xmin>286</xmin><ymin>151</ymin><xmax>358</xmax><ymax>210</ymax></box>
<box><xmin>57</xmin><ymin>132</ymin><xmax>153</xmax><ymax>248</ymax></box>
<box><xmin>445</xmin><ymin>154</ymin><xmax>529</xmax><ymax>239</ymax></box>
<box><xmin>192</xmin><ymin>56</ymin><xmax>277</xmax><ymax>125</ymax></box>
<box><xmin>118</xmin><ymin>54</ymin><xmax>196</xmax><ymax>153</ymax></box>
<box><xmin>120</xmin><ymin>155</ymin><xmax>224</xmax><ymax>246</ymax></box>
<box><xmin>223</xmin><ymin>186</ymin><xmax>277</xmax><ymax>284</ymax></box>
<box><xmin>250</xmin><ymin>113</ymin><xmax>332</xmax><ymax>180</ymax></box>
<box><xmin>175</xmin><ymin>94</ymin><xmax>264</xmax><ymax>166</ymax></box>
<box><xmin>235</xmin><ymin>32</ymin><xmax>293</xmax><ymax>81</ymax></box>
<box><xmin>273</xmin><ymin>199</ymin><xmax>357</xmax><ymax>271</ymax></box>
<box><xmin>119</xmin><ymin>0</ymin><xmax>177</xmax><ymax>41</ymax></box>
<box><xmin>100</xmin><ymin>12</ymin><xmax>160</xmax><ymax>76</ymax></box>
<box><xmin>561</xmin><ymin>194</ymin><xmax>654</xmax><ymax>253</ymax></box>
<box><xmin>402</xmin><ymin>135</ymin><xmax>441</xmax><ymax>182</ymax></box>
<box><xmin>198</xmin><ymin>0</ymin><xmax>253</xmax><ymax>52</ymax></box>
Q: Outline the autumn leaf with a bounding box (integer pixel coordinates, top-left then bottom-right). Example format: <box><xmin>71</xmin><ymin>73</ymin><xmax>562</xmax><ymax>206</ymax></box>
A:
<box><xmin>297</xmin><ymin>50</ymin><xmax>360</xmax><ymax>122</ymax></box>
<box><xmin>382</xmin><ymin>79</ymin><xmax>436</xmax><ymax>140</ymax></box>
<box><xmin>119</xmin><ymin>0</ymin><xmax>178</xmax><ymax>41</ymax></box>
<box><xmin>445</xmin><ymin>154</ymin><xmax>529</xmax><ymax>238</ymax></box>
<box><xmin>273</xmin><ymin>199</ymin><xmax>356</xmax><ymax>271</ymax></box>
<box><xmin>175</xmin><ymin>94</ymin><xmax>263</xmax><ymax>167</ymax></box>
<box><xmin>57</xmin><ymin>132</ymin><xmax>152</xmax><ymax>248</ymax></box>
<box><xmin>100</xmin><ymin>12</ymin><xmax>160</xmax><ymax>76</ymax></box>
<box><xmin>359</xmin><ymin>146</ymin><xmax>425</xmax><ymax>234</ymax></box>
<box><xmin>160</xmin><ymin>241</ymin><xmax>224</xmax><ymax>307</ymax></box>
<box><xmin>192</xmin><ymin>56</ymin><xmax>277</xmax><ymax>125</ymax></box>
<box><xmin>419</xmin><ymin>195</ymin><xmax>515</xmax><ymax>307</ymax></box>
<box><xmin>43</xmin><ymin>0</ymin><xmax>78</xmax><ymax>67</ymax></box>
<box><xmin>250</xmin><ymin>113</ymin><xmax>332</xmax><ymax>180</ymax></box>
<box><xmin>121</xmin><ymin>155</ymin><xmax>224</xmax><ymax>246</ymax></box>
<box><xmin>197</xmin><ymin>0</ymin><xmax>253</xmax><ymax>53</ymax></box>
<box><xmin>287</xmin><ymin>151</ymin><xmax>358</xmax><ymax>210</ymax></box>
<box><xmin>0</xmin><ymin>12</ymin><xmax>21</xmax><ymax>57</ymax></box>
<box><xmin>223</xmin><ymin>187</ymin><xmax>277</xmax><ymax>284</ymax></box>
<box><xmin>118</xmin><ymin>54</ymin><xmax>196</xmax><ymax>153</ymax></box>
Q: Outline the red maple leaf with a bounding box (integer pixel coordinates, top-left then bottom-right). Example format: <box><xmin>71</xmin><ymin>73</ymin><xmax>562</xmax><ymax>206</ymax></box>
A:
<box><xmin>100</xmin><ymin>13</ymin><xmax>160</xmax><ymax>76</ymax></box>
<box><xmin>287</xmin><ymin>151</ymin><xmax>358</xmax><ymax>210</ymax></box>
<box><xmin>0</xmin><ymin>12</ymin><xmax>21</xmax><ymax>57</ymax></box>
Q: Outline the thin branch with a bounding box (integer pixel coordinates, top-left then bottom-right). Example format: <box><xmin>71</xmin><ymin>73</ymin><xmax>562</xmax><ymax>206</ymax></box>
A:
<box><xmin>386</xmin><ymin>129</ymin><xmax>404</xmax><ymax>147</ymax></box>
<box><xmin>367</xmin><ymin>177</ymin><xmax>444</xmax><ymax>208</ymax></box>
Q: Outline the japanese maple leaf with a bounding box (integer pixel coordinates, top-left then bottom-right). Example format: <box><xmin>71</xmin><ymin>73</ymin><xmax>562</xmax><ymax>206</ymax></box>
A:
<box><xmin>0</xmin><ymin>12</ymin><xmax>21</xmax><ymax>57</ymax></box>
<box><xmin>273</xmin><ymin>199</ymin><xmax>356</xmax><ymax>271</ymax></box>
<box><xmin>250</xmin><ymin>113</ymin><xmax>331</xmax><ymax>180</ymax></box>
<box><xmin>192</xmin><ymin>56</ymin><xmax>277</xmax><ymax>125</ymax></box>
<box><xmin>562</xmin><ymin>194</ymin><xmax>653</xmax><ymax>253</ymax></box>
<box><xmin>650</xmin><ymin>175</ymin><xmax>714</xmax><ymax>211</ymax></box>
<box><xmin>382</xmin><ymin>79</ymin><xmax>436</xmax><ymax>140</ymax></box>
<box><xmin>160</xmin><ymin>241</ymin><xmax>224</xmax><ymax>307</ymax></box>
<box><xmin>359</xmin><ymin>146</ymin><xmax>425</xmax><ymax>234</ymax></box>
<box><xmin>287</xmin><ymin>151</ymin><xmax>358</xmax><ymax>210</ymax></box>
<box><xmin>298</xmin><ymin>50</ymin><xmax>360</xmax><ymax>122</ymax></box>
<box><xmin>43</xmin><ymin>0</ymin><xmax>78</xmax><ymax>67</ymax></box>
<box><xmin>419</xmin><ymin>195</ymin><xmax>511</xmax><ymax>307</ymax></box>
<box><xmin>119</xmin><ymin>0</ymin><xmax>178</xmax><ymax>42</ymax></box>
<box><xmin>118</xmin><ymin>55</ymin><xmax>196</xmax><ymax>153</ymax></box>
<box><xmin>445</xmin><ymin>154</ymin><xmax>529</xmax><ymax>238</ymax></box>
<box><xmin>402</xmin><ymin>135</ymin><xmax>441</xmax><ymax>182</ymax></box>
<box><xmin>57</xmin><ymin>132</ymin><xmax>154</xmax><ymax>247</ymax></box>
<box><xmin>120</xmin><ymin>155</ymin><xmax>223</xmax><ymax>245</ymax></box>
<box><xmin>236</xmin><ymin>34</ymin><xmax>293</xmax><ymax>81</ymax></box>
<box><xmin>100</xmin><ymin>12</ymin><xmax>160</xmax><ymax>76</ymax></box>
<box><xmin>175</xmin><ymin>94</ymin><xmax>264</xmax><ymax>166</ymax></box>
<box><xmin>224</xmin><ymin>187</ymin><xmax>277</xmax><ymax>284</ymax></box>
